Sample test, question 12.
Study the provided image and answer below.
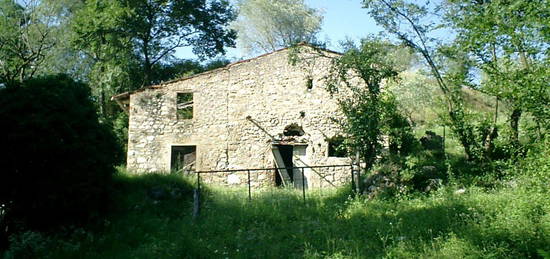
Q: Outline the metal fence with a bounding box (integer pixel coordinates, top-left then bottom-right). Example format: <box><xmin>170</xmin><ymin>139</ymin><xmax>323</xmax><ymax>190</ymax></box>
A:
<box><xmin>191</xmin><ymin>164</ymin><xmax>360</xmax><ymax>218</ymax></box>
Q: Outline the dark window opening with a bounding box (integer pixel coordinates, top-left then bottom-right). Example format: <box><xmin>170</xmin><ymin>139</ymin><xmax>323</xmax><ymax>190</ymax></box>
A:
<box><xmin>171</xmin><ymin>146</ymin><xmax>196</xmax><ymax>173</ymax></box>
<box><xmin>327</xmin><ymin>136</ymin><xmax>348</xmax><ymax>157</ymax></box>
<box><xmin>283</xmin><ymin>123</ymin><xmax>305</xmax><ymax>136</ymax></box>
<box><xmin>177</xmin><ymin>93</ymin><xmax>193</xmax><ymax>120</ymax></box>
<box><xmin>306</xmin><ymin>77</ymin><xmax>313</xmax><ymax>90</ymax></box>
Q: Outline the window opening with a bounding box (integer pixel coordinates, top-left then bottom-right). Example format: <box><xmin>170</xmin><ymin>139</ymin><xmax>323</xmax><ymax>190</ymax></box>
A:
<box><xmin>177</xmin><ymin>93</ymin><xmax>193</xmax><ymax>119</ymax></box>
<box><xmin>327</xmin><ymin>136</ymin><xmax>348</xmax><ymax>157</ymax></box>
<box><xmin>171</xmin><ymin>146</ymin><xmax>196</xmax><ymax>173</ymax></box>
<box><xmin>306</xmin><ymin>77</ymin><xmax>313</xmax><ymax>90</ymax></box>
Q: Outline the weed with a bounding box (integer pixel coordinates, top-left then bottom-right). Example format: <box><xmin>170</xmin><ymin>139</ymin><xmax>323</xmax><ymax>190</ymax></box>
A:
<box><xmin>16</xmin><ymin>159</ymin><xmax>548</xmax><ymax>258</ymax></box>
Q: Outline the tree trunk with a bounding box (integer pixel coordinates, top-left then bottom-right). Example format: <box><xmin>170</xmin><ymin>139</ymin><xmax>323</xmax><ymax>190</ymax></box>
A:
<box><xmin>458</xmin><ymin>132</ymin><xmax>474</xmax><ymax>161</ymax></box>
<box><xmin>143</xmin><ymin>59</ymin><xmax>152</xmax><ymax>86</ymax></box>
<box><xmin>100</xmin><ymin>90</ymin><xmax>110</xmax><ymax>121</ymax></box>
<box><xmin>510</xmin><ymin>107</ymin><xmax>522</xmax><ymax>146</ymax></box>
<box><xmin>449</xmin><ymin>111</ymin><xmax>477</xmax><ymax>161</ymax></box>
<box><xmin>143</xmin><ymin>60</ymin><xmax>152</xmax><ymax>86</ymax></box>
<box><xmin>484</xmin><ymin>127</ymin><xmax>498</xmax><ymax>159</ymax></box>
<box><xmin>142</xmin><ymin>36</ymin><xmax>152</xmax><ymax>86</ymax></box>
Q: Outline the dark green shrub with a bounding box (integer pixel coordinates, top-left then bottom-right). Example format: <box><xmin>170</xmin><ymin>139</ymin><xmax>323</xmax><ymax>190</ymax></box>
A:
<box><xmin>0</xmin><ymin>75</ymin><xmax>122</xmax><ymax>241</ymax></box>
<box><xmin>365</xmin><ymin>130</ymin><xmax>449</xmax><ymax>198</ymax></box>
<box><xmin>384</xmin><ymin>106</ymin><xmax>419</xmax><ymax>157</ymax></box>
<box><xmin>112</xmin><ymin>111</ymin><xmax>129</xmax><ymax>163</ymax></box>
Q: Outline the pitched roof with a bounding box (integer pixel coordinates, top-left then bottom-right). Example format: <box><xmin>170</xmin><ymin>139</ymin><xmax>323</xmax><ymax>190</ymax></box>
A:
<box><xmin>111</xmin><ymin>43</ymin><xmax>340</xmax><ymax>101</ymax></box>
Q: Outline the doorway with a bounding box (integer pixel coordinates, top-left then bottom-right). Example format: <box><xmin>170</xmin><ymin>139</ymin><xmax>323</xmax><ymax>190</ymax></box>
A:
<box><xmin>274</xmin><ymin>145</ymin><xmax>293</xmax><ymax>186</ymax></box>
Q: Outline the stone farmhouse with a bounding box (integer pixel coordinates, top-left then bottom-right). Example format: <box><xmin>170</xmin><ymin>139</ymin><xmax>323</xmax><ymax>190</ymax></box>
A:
<box><xmin>112</xmin><ymin>45</ymin><xmax>353</xmax><ymax>188</ymax></box>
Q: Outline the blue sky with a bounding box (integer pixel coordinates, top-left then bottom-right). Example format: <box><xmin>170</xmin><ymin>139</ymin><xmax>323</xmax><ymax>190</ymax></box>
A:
<box><xmin>175</xmin><ymin>0</ymin><xmax>383</xmax><ymax>60</ymax></box>
<box><xmin>307</xmin><ymin>0</ymin><xmax>382</xmax><ymax>48</ymax></box>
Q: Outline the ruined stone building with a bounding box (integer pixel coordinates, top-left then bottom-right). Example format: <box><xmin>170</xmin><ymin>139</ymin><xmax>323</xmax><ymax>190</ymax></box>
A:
<box><xmin>113</xmin><ymin>45</ymin><xmax>352</xmax><ymax>188</ymax></box>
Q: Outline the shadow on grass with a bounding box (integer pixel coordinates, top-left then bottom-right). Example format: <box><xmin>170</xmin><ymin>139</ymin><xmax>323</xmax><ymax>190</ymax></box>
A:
<box><xmin>177</xmin><ymin>185</ymin><xmax>474</xmax><ymax>258</ymax></box>
<box><xmin>42</xmin><ymin>173</ymin><xmax>547</xmax><ymax>259</ymax></box>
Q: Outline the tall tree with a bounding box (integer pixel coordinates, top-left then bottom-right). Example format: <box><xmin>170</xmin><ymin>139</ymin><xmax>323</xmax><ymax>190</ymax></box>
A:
<box><xmin>362</xmin><ymin>0</ymin><xmax>491</xmax><ymax>161</ymax></box>
<box><xmin>0</xmin><ymin>0</ymin><xmax>87</xmax><ymax>86</ymax></box>
<box><xmin>0</xmin><ymin>0</ymin><xmax>56</xmax><ymax>86</ymax></box>
<box><xmin>72</xmin><ymin>0</ymin><xmax>136</xmax><ymax>120</ymax></box>
<box><xmin>326</xmin><ymin>38</ymin><xmax>400</xmax><ymax>178</ymax></box>
<box><xmin>72</xmin><ymin>0</ymin><xmax>237</xmax><ymax>118</ymax></box>
<box><xmin>444</xmin><ymin>0</ymin><xmax>550</xmax><ymax>142</ymax></box>
<box><xmin>232</xmin><ymin>0</ymin><xmax>323</xmax><ymax>55</ymax></box>
<box><xmin>122</xmin><ymin>0</ymin><xmax>237</xmax><ymax>85</ymax></box>
<box><xmin>34</xmin><ymin>0</ymin><xmax>89</xmax><ymax>80</ymax></box>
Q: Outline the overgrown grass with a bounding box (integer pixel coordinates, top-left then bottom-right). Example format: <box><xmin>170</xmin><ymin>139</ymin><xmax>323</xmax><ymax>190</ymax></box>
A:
<box><xmin>4</xmin><ymin>163</ymin><xmax>548</xmax><ymax>258</ymax></box>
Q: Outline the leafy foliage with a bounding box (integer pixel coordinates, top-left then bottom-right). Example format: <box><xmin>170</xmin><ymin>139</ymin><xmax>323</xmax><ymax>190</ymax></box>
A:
<box><xmin>232</xmin><ymin>0</ymin><xmax>323</xmax><ymax>55</ymax></box>
<box><xmin>327</xmin><ymin>135</ymin><xmax>348</xmax><ymax>157</ymax></box>
<box><xmin>386</xmin><ymin>71</ymin><xmax>440</xmax><ymax>125</ymax></box>
<box><xmin>0</xmin><ymin>75</ymin><xmax>121</xmax><ymax>238</ymax></box>
<box><xmin>67</xmin><ymin>0</ymin><xmax>238</xmax><ymax>154</ymax></box>
<box><xmin>327</xmin><ymin>38</ymin><xmax>400</xmax><ymax>173</ymax></box>
<box><xmin>73</xmin><ymin>0</ymin><xmax>237</xmax><ymax>86</ymax></box>
<box><xmin>362</xmin><ymin>0</ymin><xmax>506</xmax><ymax>162</ymax></box>
<box><xmin>123</xmin><ymin>0</ymin><xmax>236</xmax><ymax>84</ymax></box>
<box><xmin>0</xmin><ymin>0</ymin><xmax>57</xmax><ymax>86</ymax></box>
<box><xmin>444</xmin><ymin>0</ymin><xmax>550</xmax><ymax>142</ymax></box>
<box><xmin>70</xmin><ymin>0</ymin><xmax>237</xmax><ymax>125</ymax></box>
<box><xmin>151</xmin><ymin>58</ymin><xmax>231</xmax><ymax>84</ymax></box>
<box><xmin>70</xmin><ymin>0</ymin><xmax>137</xmax><ymax>121</ymax></box>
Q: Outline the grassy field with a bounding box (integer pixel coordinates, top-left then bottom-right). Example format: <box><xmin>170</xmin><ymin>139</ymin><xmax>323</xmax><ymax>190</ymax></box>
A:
<box><xmin>5</xmin><ymin>162</ymin><xmax>548</xmax><ymax>259</ymax></box>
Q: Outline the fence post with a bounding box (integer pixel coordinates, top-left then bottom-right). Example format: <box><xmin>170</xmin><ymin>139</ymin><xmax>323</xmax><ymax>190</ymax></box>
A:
<box><xmin>247</xmin><ymin>170</ymin><xmax>252</xmax><ymax>201</ymax></box>
<box><xmin>350</xmin><ymin>165</ymin><xmax>355</xmax><ymax>194</ymax></box>
<box><xmin>193</xmin><ymin>172</ymin><xmax>201</xmax><ymax>220</ymax></box>
<box><xmin>301</xmin><ymin>168</ymin><xmax>306</xmax><ymax>204</ymax></box>
<box><xmin>274</xmin><ymin>168</ymin><xmax>277</xmax><ymax>187</ymax></box>
<box><xmin>354</xmin><ymin>151</ymin><xmax>361</xmax><ymax>194</ymax></box>
<box><xmin>443</xmin><ymin>125</ymin><xmax>446</xmax><ymax>155</ymax></box>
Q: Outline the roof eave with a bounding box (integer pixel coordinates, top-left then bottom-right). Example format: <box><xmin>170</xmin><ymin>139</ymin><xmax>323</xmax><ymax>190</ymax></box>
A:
<box><xmin>110</xmin><ymin>43</ymin><xmax>341</xmax><ymax>101</ymax></box>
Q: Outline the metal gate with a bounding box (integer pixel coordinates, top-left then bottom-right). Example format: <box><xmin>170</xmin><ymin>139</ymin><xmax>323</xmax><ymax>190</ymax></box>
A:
<box><xmin>190</xmin><ymin>164</ymin><xmax>362</xmax><ymax>218</ymax></box>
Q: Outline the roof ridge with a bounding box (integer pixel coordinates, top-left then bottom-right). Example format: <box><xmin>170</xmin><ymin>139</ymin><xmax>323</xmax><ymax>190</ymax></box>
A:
<box><xmin>112</xmin><ymin>43</ymin><xmax>340</xmax><ymax>101</ymax></box>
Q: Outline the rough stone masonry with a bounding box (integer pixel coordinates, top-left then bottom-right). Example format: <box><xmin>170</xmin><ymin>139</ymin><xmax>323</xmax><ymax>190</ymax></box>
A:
<box><xmin>113</xmin><ymin>45</ymin><xmax>353</xmax><ymax>188</ymax></box>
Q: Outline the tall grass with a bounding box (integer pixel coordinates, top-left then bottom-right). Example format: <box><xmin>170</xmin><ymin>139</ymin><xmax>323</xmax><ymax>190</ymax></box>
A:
<box><xmin>4</xmin><ymin>164</ymin><xmax>548</xmax><ymax>258</ymax></box>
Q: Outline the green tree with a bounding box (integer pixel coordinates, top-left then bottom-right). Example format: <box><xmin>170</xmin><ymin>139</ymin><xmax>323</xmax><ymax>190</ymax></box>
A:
<box><xmin>326</xmin><ymin>38</ymin><xmax>400</xmax><ymax>177</ymax></box>
<box><xmin>362</xmin><ymin>0</ymin><xmax>492</xmax><ymax>161</ymax></box>
<box><xmin>444</xmin><ymin>0</ymin><xmax>550</xmax><ymax>143</ymax></box>
<box><xmin>72</xmin><ymin>0</ymin><xmax>237</xmax><ymax>121</ymax></box>
<box><xmin>150</xmin><ymin>58</ymin><xmax>231</xmax><ymax>84</ymax></box>
<box><xmin>122</xmin><ymin>0</ymin><xmax>237</xmax><ymax>85</ymax></box>
<box><xmin>232</xmin><ymin>0</ymin><xmax>323</xmax><ymax>55</ymax></box>
<box><xmin>71</xmin><ymin>0</ymin><xmax>136</xmax><ymax>120</ymax></box>
<box><xmin>33</xmin><ymin>0</ymin><xmax>89</xmax><ymax>80</ymax></box>
<box><xmin>0</xmin><ymin>0</ymin><xmax>57</xmax><ymax>86</ymax></box>
<box><xmin>0</xmin><ymin>74</ymin><xmax>121</xmax><ymax>245</ymax></box>
<box><xmin>0</xmin><ymin>0</ymin><xmax>87</xmax><ymax>87</ymax></box>
<box><xmin>386</xmin><ymin>71</ymin><xmax>440</xmax><ymax>125</ymax></box>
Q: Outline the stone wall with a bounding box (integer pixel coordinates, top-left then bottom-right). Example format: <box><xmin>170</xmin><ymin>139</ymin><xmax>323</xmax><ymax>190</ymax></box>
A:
<box><xmin>127</xmin><ymin>46</ymin><xmax>352</xmax><ymax>187</ymax></box>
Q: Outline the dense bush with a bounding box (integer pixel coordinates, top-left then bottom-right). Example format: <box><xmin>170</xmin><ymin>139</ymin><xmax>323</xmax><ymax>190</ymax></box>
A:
<box><xmin>0</xmin><ymin>75</ymin><xmax>122</xmax><ymax>245</ymax></box>
<box><xmin>363</xmin><ymin>126</ymin><xmax>448</xmax><ymax>197</ymax></box>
